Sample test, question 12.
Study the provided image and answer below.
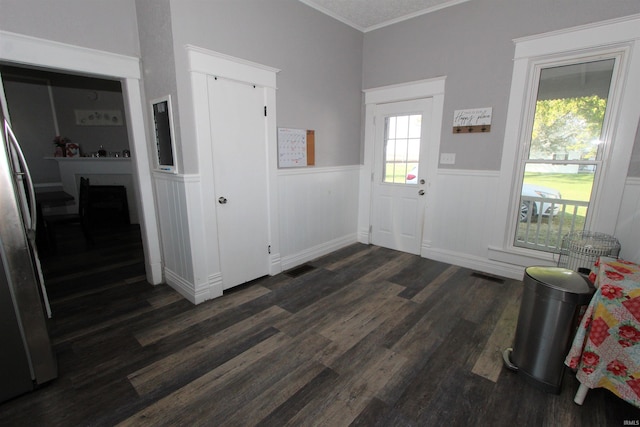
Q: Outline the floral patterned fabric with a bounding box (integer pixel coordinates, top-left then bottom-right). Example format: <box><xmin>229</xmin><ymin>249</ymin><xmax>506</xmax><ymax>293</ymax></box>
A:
<box><xmin>565</xmin><ymin>257</ymin><xmax>640</xmax><ymax>408</ymax></box>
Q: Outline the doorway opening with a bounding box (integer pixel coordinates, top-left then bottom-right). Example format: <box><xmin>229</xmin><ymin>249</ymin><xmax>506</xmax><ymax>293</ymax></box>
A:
<box><xmin>0</xmin><ymin>64</ymin><xmax>147</xmax><ymax>310</ymax></box>
<box><xmin>0</xmin><ymin>30</ymin><xmax>162</xmax><ymax>287</ymax></box>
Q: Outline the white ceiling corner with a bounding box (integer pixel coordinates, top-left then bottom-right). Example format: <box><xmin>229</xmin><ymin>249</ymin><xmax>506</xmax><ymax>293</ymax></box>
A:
<box><xmin>299</xmin><ymin>0</ymin><xmax>470</xmax><ymax>32</ymax></box>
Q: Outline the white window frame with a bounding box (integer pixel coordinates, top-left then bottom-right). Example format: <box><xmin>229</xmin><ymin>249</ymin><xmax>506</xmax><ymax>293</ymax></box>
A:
<box><xmin>489</xmin><ymin>14</ymin><xmax>640</xmax><ymax>267</ymax></box>
<box><xmin>513</xmin><ymin>52</ymin><xmax>622</xmax><ymax>252</ymax></box>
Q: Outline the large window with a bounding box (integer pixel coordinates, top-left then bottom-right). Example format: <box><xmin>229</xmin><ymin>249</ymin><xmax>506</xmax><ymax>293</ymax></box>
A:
<box><xmin>515</xmin><ymin>58</ymin><xmax>616</xmax><ymax>252</ymax></box>
<box><xmin>491</xmin><ymin>16</ymin><xmax>640</xmax><ymax>271</ymax></box>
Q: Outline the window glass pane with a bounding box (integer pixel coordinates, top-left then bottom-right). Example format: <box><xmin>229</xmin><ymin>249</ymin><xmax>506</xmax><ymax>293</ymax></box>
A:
<box><xmin>384</xmin><ymin>137</ymin><xmax>396</xmax><ymax>182</ymax></box>
<box><xmin>383</xmin><ymin>114</ymin><xmax>422</xmax><ymax>184</ymax></box>
<box><xmin>407</xmin><ymin>138</ymin><xmax>420</xmax><ymax>162</ymax></box>
<box><xmin>524</xmin><ymin>164</ymin><xmax>595</xmax><ymax>203</ymax></box>
<box><xmin>396</xmin><ymin>139</ymin><xmax>408</xmax><ymax>161</ymax></box>
<box><xmin>408</xmin><ymin>114</ymin><xmax>422</xmax><ymax>138</ymax></box>
<box><xmin>385</xmin><ymin>140</ymin><xmax>396</xmax><ymax>162</ymax></box>
<box><xmin>395</xmin><ymin>115</ymin><xmax>409</xmax><ymax>139</ymax></box>
<box><xmin>529</xmin><ymin>59</ymin><xmax>614</xmax><ymax>161</ymax></box>
<box><xmin>388</xmin><ymin>117</ymin><xmax>396</xmax><ymax>139</ymax></box>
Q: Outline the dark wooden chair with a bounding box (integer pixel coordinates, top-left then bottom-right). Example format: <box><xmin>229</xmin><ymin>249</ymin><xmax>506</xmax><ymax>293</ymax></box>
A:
<box><xmin>87</xmin><ymin>185</ymin><xmax>130</xmax><ymax>227</ymax></box>
<box><xmin>42</xmin><ymin>177</ymin><xmax>93</xmax><ymax>252</ymax></box>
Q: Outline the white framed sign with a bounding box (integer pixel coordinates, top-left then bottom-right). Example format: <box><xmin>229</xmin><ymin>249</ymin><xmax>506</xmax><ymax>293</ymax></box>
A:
<box><xmin>453</xmin><ymin>107</ymin><xmax>492</xmax><ymax>133</ymax></box>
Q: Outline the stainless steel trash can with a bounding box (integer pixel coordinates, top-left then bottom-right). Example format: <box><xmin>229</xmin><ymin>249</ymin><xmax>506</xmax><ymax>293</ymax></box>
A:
<box><xmin>503</xmin><ymin>266</ymin><xmax>594</xmax><ymax>394</ymax></box>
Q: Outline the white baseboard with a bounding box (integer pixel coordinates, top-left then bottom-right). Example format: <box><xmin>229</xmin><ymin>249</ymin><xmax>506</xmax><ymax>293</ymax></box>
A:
<box><xmin>421</xmin><ymin>246</ymin><xmax>527</xmax><ymax>280</ymax></box>
<box><xmin>281</xmin><ymin>234</ymin><xmax>358</xmax><ymax>271</ymax></box>
<box><xmin>269</xmin><ymin>252</ymin><xmax>283</xmax><ymax>276</ymax></box>
<box><xmin>164</xmin><ymin>268</ymin><xmax>196</xmax><ymax>304</ymax></box>
<box><xmin>357</xmin><ymin>228</ymin><xmax>370</xmax><ymax>244</ymax></box>
<box><xmin>146</xmin><ymin>259</ymin><xmax>164</xmax><ymax>285</ymax></box>
<box><xmin>164</xmin><ymin>268</ymin><xmax>223</xmax><ymax>304</ymax></box>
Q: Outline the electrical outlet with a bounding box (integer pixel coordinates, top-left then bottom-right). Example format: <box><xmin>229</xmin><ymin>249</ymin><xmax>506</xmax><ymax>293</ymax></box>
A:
<box><xmin>440</xmin><ymin>153</ymin><xmax>456</xmax><ymax>164</ymax></box>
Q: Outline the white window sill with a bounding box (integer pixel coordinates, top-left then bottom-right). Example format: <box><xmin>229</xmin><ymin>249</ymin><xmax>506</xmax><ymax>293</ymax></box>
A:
<box><xmin>488</xmin><ymin>245</ymin><xmax>559</xmax><ymax>268</ymax></box>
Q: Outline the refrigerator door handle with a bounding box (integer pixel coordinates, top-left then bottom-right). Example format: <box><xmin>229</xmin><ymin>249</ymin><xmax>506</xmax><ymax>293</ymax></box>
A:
<box><xmin>4</xmin><ymin>119</ymin><xmax>37</xmax><ymax>237</ymax></box>
<box><xmin>3</xmin><ymin>119</ymin><xmax>51</xmax><ymax>318</ymax></box>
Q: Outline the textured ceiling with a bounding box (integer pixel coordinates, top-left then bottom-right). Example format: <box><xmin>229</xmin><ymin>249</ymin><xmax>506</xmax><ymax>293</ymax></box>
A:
<box><xmin>299</xmin><ymin>0</ymin><xmax>470</xmax><ymax>32</ymax></box>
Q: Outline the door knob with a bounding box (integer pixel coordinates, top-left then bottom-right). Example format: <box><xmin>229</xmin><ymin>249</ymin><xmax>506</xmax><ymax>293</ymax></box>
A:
<box><xmin>218</xmin><ymin>196</ymin><xmax>228</xmax><ymax>204</ymax></box>
<box><xmin>418</xmin><ymin>190</ymin><xmax>425</xmax><ymax>196</ymax></box>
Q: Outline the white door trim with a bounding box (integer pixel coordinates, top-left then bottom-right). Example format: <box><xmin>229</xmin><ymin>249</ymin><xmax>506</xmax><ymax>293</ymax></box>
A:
<box><xmin>0</xmin><ymin>30</ymin><xmax>163</xmax><ymax>285</ymax></box>
<box><xmin>359</xmin><ymin>77</ymin><xmax>446</xmax><ymax>256</ymax></box>
<box><xmin>186</xmin><ymin>45</ymin><xmax>279</xmax><ymax>88</ymax></box>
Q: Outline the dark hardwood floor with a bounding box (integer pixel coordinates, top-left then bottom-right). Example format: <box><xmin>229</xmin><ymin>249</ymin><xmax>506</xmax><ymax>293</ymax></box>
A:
<box><xmin>2</xmin><ymin>223</ymin><xmax>639</xmax><ymax>426</ymax></box>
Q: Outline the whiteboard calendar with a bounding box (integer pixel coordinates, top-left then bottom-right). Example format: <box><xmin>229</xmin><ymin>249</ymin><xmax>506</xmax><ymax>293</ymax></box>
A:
<box><xmin>278</xmin><ymin>127</ymin><xmax>307</xmax><ymax>167</ymax></box>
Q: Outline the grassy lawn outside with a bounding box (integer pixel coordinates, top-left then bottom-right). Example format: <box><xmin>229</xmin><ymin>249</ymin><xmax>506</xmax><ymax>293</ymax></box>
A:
<box><xmin>523</xmin><ymin>172</ymin><xmax>594</xmax><ymax>202</ymax></box>
<box><xmin>385</xmin><ymin>162</ymin><xmax>417</xmax><ymax>183</ymax></box>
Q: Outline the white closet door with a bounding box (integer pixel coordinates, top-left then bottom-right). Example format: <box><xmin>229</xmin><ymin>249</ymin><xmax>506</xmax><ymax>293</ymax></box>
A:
<box><xmin>208</xmin><ymin>76</ymin><xmax>270</xmax><ymax>289</ymax></box>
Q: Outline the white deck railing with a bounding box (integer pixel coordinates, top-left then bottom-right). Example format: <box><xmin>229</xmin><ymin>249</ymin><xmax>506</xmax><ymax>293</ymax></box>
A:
<box><xmin>515</xmin><ymin>196</ymin><xmax>589</xmax><ymax>252</ymax></box>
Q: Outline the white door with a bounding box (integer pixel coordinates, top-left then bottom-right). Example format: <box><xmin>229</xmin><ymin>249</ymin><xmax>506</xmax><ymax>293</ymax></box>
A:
<box><xmin>371</xmin><ymin>99</ymin><xmax>432</xmax><ymax>254</ymax></box>
<box><xmin>208</xmin><ymin>76</ymin><xmax>270</xmax><ymax>290</ymax></box>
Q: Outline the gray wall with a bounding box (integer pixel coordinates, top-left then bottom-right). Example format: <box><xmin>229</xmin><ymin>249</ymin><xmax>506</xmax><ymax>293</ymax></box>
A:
<box><xmin>2</xmin><ymin>0</ymin><xmax>638</xmax><ymax>175</ymax></box>
<box><xmin>51</xmin><ymin>73</ymin><xmax>130</xmax><ymax>156</ymax></box>
<box><xmin>0</xmin><ymin>0</ymin><xmax>140</xmax><ymax>57</ymax></box>
<box><xmin>362</xmin><ymin>0</ymin><xmax>640</xmax><ymax>172</ymax></box>
<box><xmin>135</xmin><ymin>0</ymin><xmax>180</xmax><ymax>169</ymax></box>
<box><xmin>168</xmin><ymin>0</ymin><xmax>363</xmax><ymax>170</ymax></box>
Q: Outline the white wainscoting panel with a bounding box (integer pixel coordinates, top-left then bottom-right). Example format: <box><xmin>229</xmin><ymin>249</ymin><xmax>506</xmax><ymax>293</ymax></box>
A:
<box><xmin>422</xmin><ymin>169</ymin><xmax>526</xmax><ymax>278</ymax></box>
<box><xmin>426</xmin><ymin>169</ymin><xmax>500</xmax><ymax>256</ymax></box>
<box><xmin>153</xmin><ymin>172</ymin><xmax>222</xmax><ymax>304</ymax></box>
<box><xmin>278</xmin><ymin>166</ymin><xmax>359</xmax><ymax>270</ymax></box>
<box><xmin>615</xmin><ymin>177</ymin><xmax>640</xmax><ymax>264</ymax></box>
<box><xmin>425</xmin><ymin>171</ymin><xmax>640</xmax><ymax>279</ymax></box>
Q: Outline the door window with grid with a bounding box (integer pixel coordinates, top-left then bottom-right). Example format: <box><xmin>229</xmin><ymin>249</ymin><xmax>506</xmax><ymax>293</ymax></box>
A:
<box><xmin>383</xmin><ymin>114</ymin><xmax>422</xmax><ymax>184</ymax></box>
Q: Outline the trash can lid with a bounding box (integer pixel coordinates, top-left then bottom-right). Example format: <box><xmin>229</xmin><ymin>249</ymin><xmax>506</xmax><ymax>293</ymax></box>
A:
<box><xmin>524</xmin><ymin>266</ymin><xmax>594</xmax><ymax>303</ymax></box>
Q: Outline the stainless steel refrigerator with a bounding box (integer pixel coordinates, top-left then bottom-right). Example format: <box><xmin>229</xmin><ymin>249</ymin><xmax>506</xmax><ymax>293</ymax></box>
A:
<box><xmin>0</xmin><ymin>108</ymin><xmax>57</xmax><ymax>403</ymax></box>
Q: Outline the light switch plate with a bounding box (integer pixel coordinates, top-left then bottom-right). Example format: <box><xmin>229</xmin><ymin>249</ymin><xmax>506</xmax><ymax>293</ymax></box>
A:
<box><xmin>440</xmin><ymin>153</ymin><xmax>456</xmax><ymax>164</ymax></box>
